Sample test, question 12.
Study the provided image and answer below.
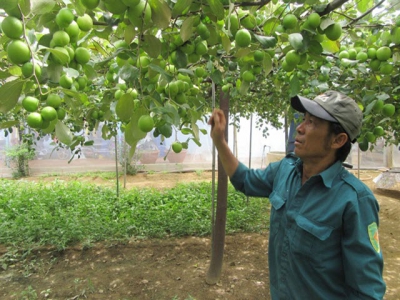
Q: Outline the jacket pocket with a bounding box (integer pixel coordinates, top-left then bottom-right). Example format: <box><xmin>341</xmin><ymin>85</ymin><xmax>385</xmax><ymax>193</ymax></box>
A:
<box><xmin>291</xmin><ymin>215</ymin><xmax>335</xmax><ymax>257</ymax></box>
<box><xmin>269</xmin><ymin>191</ymin><xmax>286</xmax><ymax>236</ymax></box>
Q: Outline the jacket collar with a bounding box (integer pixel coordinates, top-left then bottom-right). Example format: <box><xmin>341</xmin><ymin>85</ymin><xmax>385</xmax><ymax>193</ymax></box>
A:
<box><xmin>294</xmin><ymin>158</ymin><xmax>343</xmax><ymax>188</ymax></box>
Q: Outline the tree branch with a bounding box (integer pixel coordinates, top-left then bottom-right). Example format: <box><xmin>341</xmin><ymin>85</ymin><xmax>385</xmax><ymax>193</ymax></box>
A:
<box><xmin>233</xmin><ymin>0</ymin><xmax>272</xmax><ymax>8</ymax></box>
<box><xmin>319</xmin><ymin>0</ymin><xmax>350</xmax><ymax>16</ymax></box>
<box><xmin>346</xmin><ymin>0</ymin><xmax>385</xmax><ymax>26</ymax></box>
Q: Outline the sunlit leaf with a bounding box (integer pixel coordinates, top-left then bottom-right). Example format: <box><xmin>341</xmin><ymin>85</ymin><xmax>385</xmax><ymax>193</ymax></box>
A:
<box><xmin>31</xmin><ymin>0</ymin><xmax>56</xmax><ymax>15</ymax></box>
<box><xmin>262</xmin><ymin>17</ymin><xmax>280</xmax><ymax>35</ymax></box>
<box><xmin>55</xmin><ymin>120</ymin><xmax>73</xmax><ymax>146</ymax></box>
<box><xmin>116</xmin><ymin>94</ymin><xmax>135</xmax><ymax>122</ymax></box>
<box><xmin>357</xmin><ymin>0</ymin><xmax>373</xmax><ymax>13</ymax></box>
<box><xmin>320</xmin><ymin>17</ymin><xmax>335</xmax><ymax>31</ymax></box>
<box><xmin>288</xmin><ymin>33</ymin><xmax>304</xmax><ymax>51</ymax></box>
<box><xmin>321</xmin><ymin>39</ymin><xmax>339</xmax><ymax>53</ymax></box>
<box><xmin>262</xmin><ymin>53</ymin><xmax>273</xmax><ymax>76</ymax></box>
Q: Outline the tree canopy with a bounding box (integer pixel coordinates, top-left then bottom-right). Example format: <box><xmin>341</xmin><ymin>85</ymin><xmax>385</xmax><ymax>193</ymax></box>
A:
<box><xmin>0</xmin><ymin>0</ymin><xmax>399</xmax><ymax>155</ymax></box>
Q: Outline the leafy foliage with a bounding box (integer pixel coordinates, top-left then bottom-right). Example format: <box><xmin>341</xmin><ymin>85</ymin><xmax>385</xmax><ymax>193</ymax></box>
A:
<box><xmin>0</xmin><ymin>0</ymin><xmax>399</xmax><ymax>154</ymax></box>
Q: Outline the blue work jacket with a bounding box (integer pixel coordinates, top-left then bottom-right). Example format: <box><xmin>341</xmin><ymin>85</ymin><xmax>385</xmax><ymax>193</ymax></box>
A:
<box><xmin>230</xmin><ymin>155</ymin><xmax>386</xmax><ymax>299</ymax></box>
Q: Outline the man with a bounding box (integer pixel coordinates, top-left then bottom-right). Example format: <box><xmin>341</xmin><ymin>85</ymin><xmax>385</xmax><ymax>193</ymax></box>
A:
<box><xmin>208</xmin><ymin>90</ymin><xmax>386</xmax><ymax>299</ymax></box>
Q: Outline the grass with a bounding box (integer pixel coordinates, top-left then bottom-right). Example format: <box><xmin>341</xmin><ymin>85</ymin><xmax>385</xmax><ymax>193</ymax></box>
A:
<box><xmin>0</xmin><ymin>179</ymin><xmax>269</xmax><ymax>251</ymax></box>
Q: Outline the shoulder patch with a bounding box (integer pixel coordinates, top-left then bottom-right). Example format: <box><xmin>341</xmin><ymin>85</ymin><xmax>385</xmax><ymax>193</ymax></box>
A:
<box><xmin>368</xmin><ymin>222</ymin><xmax>380</xmax><ymax>253</ymax></box>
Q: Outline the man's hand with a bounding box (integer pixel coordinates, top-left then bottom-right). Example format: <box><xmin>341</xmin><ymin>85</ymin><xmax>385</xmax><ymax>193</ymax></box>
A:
<box><xmin>208</xmin><ymin>109</ymin><xmax>226</xmax><ymax>146</ymax></box>
<box><xmin>208</xmin><ymin>108</ymin><xmax>239</xmax><ymax>177</ymax></box>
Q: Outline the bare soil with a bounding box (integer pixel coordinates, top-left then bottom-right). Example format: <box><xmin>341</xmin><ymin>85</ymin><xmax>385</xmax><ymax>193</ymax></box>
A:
<box><xmin>0</xmin><ymin>170</ymin><xmax>399</xmax><ymax>300</ymax></box>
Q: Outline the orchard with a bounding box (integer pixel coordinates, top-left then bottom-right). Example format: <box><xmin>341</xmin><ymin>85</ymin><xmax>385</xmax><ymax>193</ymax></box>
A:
<box><xmin>0</xmin><ymin>0</ymin><xmax>399</xmax><ymax>157</ymax></box>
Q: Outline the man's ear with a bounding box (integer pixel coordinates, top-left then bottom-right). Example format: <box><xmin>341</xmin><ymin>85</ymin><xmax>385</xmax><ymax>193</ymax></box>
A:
<box><xmin>332</xmin><ymin>133</ymin><xmax>348</xmax><ymax>149</ymax></box>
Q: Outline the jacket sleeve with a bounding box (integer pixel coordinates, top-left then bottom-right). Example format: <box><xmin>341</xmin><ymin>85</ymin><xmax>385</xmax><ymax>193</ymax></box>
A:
<box><xmin>341</xmin><ymin>182</ymin><xmax>386</xmax><ymax>299</ymax></box>
<box><xmin>230</xmin><ymin>159</ymin><xmax>284</xmax><ymax>198</ymax></box>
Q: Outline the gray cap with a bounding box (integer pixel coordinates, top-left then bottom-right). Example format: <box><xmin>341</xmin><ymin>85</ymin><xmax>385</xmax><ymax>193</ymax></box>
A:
<box><xmin>291</xmin><ymin>90</ymin><xmax>362</xmax><ymax>143</ymax></box>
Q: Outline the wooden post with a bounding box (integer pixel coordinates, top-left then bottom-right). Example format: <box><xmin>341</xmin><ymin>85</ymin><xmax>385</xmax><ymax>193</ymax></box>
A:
<box><xmin>206</xmin><ymin>90</ymin><xmax>229</xmax><ymax>285</ymax></box>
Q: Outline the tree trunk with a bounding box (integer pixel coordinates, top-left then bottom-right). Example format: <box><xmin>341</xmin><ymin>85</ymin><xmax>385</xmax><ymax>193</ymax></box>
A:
<box><xmin>206</xmin><ymin>90</ymin><xmax>229</xmax><ymax>285</ymax></box>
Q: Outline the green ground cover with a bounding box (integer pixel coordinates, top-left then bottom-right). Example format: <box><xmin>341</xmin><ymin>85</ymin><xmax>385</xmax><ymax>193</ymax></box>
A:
<box><xmin>0</xmin><ymin>180</ymin><xmax>269</xmax><ymax>250</ymax></box>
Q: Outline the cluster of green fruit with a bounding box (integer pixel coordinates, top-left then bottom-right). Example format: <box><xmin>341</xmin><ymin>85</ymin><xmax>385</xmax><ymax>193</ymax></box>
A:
<box><xmin>1</xmin><ymin>16</ymin><xmax>34</xmax><ymax>69</ymax></box>
<box><xmin>278</xmin><ymin>13</ymin><xmax>343</xmax><ymax>71</ymax></box>
<box><xmin>358</xmin><ymin>100</ymin><xmax>396</xmax><ymax>151</ymax></box>
<box><xmin>47</xmin><ymin>8</ymin><xmax>92</xmax><ymax>68</ymax></box>
<box><xmin>1</xmin><ymin>6</ymin><xmax>97</xmax><ymax>133</ymax></box>
<box><xmin>339</xmin><ymin>45</ymin><xmax>393</xmax><ymax>74</ymax></box>
<box><xmin>137</xmin><ymin>114</ymin><xmax>183</xmax><ymax>153</ymax></box>
<box><xmin>21</xmin><ymin>94</ymin><xmax>66</xmax><ymax>129</ymax></box>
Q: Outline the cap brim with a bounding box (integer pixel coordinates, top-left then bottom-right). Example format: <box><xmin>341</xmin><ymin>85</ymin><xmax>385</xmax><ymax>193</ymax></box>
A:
<box><xmin>291</xmin><ymin>95</ymin><xmax>337</xmax><ymax>123</ymax></box>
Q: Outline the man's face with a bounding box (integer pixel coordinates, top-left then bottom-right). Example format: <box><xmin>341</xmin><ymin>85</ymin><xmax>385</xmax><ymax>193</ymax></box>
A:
<box><xmin>294</xmin><ymin>112</ymin><xmax>334</xmax><ymax>161</ymax></box>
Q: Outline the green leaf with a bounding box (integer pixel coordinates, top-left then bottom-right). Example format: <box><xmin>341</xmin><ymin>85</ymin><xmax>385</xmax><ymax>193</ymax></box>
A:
<box><xmin>357</xmin><ymin>0</ymin><xmax>373</xmax><ymax>13</ymax></box>
<box><xmin>42</xmin><ymin>119</ymin><xmax>57</xmax><ymax>134</ymax></box>
<box><xmin>143</xmin><ymin>35</ymin><xmax>162</xmax><ymax>58</ymax></box>
<box><xmin>190</xmin><ymin>119</ymin><xmax>200</xmax><ymax>141</ymax></box>
<box><xmin>0</xmin><ymin>120</ymin><xmax>19</xmax><ymax>129</ymax></box>
<box><xmin>320</xmin><ymin>17</ymin><xmax>335</xmax><ymax>31</ymax></box>
<box><xmin>364</xmin><ymin>100</ymin><xmax>376</xmax><ymax>115</ymax></box>
<box><xmin>153</xmin><ymin>105</ymin><xmax>180</xmax><ymax>126</ymax></box>
<box><xmin>149</xmin><ymin>65</ymin><xmax>174</xmax><ymax>82</ymax></box>
<box><xmin>84</xmin><ymin>140</ymin><xmax>95</xmax><ymax>146</ymax></box>
<box><xmin>376</xmin><ymin>93</ymin><xmax>390</xmax><ymax>101</ymax></box>
<box><xmin>0</xmin><ymin>79</ymin><xmax>25</xmax><ymax>113</ymax></box>
<box><xmin>177</xmin><ymin>68</ymin><xmax>194</xmax><ymax>76</ymax></box>
<box><xmin>262</xmin><ymin>53</ymin><xmax>273</xmax><ymax>76</ymax></box>
<box><xmin>239</xmin><ymin>80</ymin><xmax>250</xmax><ymax>95</ymax></box>
<box><xmin>173</xmin><ymin>49</ymin><xmax>187</xmax><ymax>69</ymax></box>
<box><xmin>0</xmin><ymin>0</ymin><xmax>17</xmax><ymax>10</ymax></box>
<box><xmin>118</xmin><ymin>64</ymin><xmax>140</xmax><ymax>82</ymax></box>
<box><xmin>149</xmin><ymin>0</ymin><xmax>171</xmax><ymax>29</ymax></box>
<box><xmin>31</xmin><ymin>0</ymin><xmax>56</xmax><ymax>15</ymax></box>
<box><xmin>181</xmin><ymin>128</ymin><xmax>192</xmax><ymax>135</ymax></box>
<box><xmin>47</xmin><ymin>48</ymin><xmax>70</xmax><ymax>65</ymax></box>
<box><xmin>124</xmin><ymin>25</ymin><xmax>137</xmax><ymax>45</ymax></box>
<box><xmin>158</xmin><ymin>123</ymin><xmax>173</xmax><ymax>138</ymax></box>
<box><xmin>308</xmin><ymin>40</ymin><xmax>324</xmax><ymax>55</ymax></box>
<box><xmin>124</xmin><ymin>108</ymin><xmax>147</xmax><ymax>148</ymax></box>
<box><xmin>9</xmin><ymin>66</ymin><xmax>22</xmax><ymax>77</ymax></box>
<box><xmin>210</xmin><ymin>70</ymin><xmax>223</xmax><ymax>85</ymax></box>
<box><xmin>206</xmin><ymin>0</ymin><xmax>224</xmax><ymax>20</ymax></box>
<box><xmin>172</xmin><ymin>0</ymin><xmax>192</xmax><ymax>18</ymax></box>
<box><xmin>180</xmin><ymin>16</ymin><xmax>196</xmax><ymax>42</ymax></box>
<box><xmin>221</xmin><ymin>33</ymin><xmax>231</xmax><ymax>53</ymax></box>
<box><xmin>288</xmin><ymin>33</ymin><xmax>304</xmax><ymax>51</ymax></box>
<box><xmin>321</xmin><ymin>39</ymin><xmax>339</xmax><ymax>53</ymax></box>
<box><xmin>262</xmin><ymin>18</ymin><xmax>280</xmax><ymax>35</ymax></box>
<box><xmin>289</xmin><ymin>74</ymin><xmax>300</xmax><ymax>97</ymax></box>
<box><xmin>253</xmin><ymin>34</ymin><xmax>277</xmax><ymax>48</ymax></box>
<box><xmin>116</xmin><ymin>94</ymin><xmax>135</xmax><ymax>122</ymax></box>
<box><xmin>0</xmin><ymin>70</ymin><xmax>11</xmax><ymax>80</ymax></box>
<box><xmin>55</xmin><ymin>120</ymin><xmax>73</xmax><ymax>146</ymax></box>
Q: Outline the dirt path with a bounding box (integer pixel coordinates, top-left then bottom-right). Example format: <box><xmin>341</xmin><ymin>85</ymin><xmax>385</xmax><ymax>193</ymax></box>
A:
<box><xmin>0</xmin><ymin>170</ymin><xmax>399</xmax><ymax>299</ymax></box>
